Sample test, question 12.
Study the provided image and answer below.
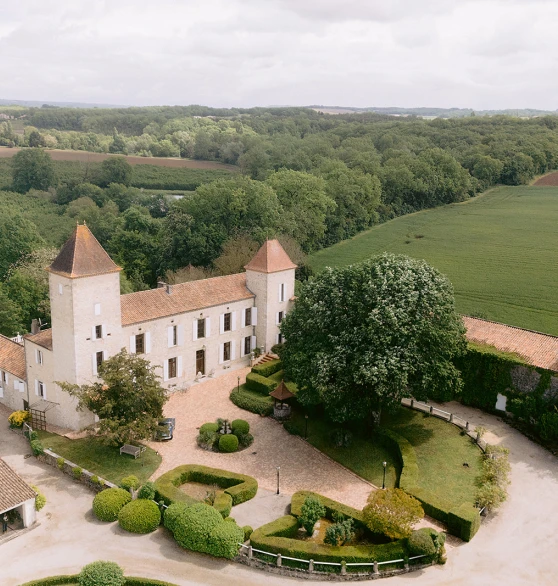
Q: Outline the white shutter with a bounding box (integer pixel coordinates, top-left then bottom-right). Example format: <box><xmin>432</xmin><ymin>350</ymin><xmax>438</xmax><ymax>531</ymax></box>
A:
<box><xmin>5</xmin><ymin>373</ymin><xmax>8</xmax><ymax>384</ymax></box>
<box><xmin>92</xmin><ymin>325</ymin><xmax>96</xmax><ymax>340</ymax></box>
<box><xmin>240</xmin><ymin>339</ymin><xmax>245</xmax><ymax>358</ymax></box>
<box><xmin>276</xmin><ymin>334</ymin><xmax>280</xmax><ymax>344</ymax></box>
<box><xmin>252</xmin><ymin>307</ymin><xmax>258</xmax><ymax>326</ymax></box>
<box><xmin>13</xmin><ymin>379</ymin><xmax>18</xmax><ymax>390</ymax></box>
<box><xmin>232</xmin><ymin>311</ymin><xmax>237</xmax><ymax>331</ymax></box>
<box><xmin>231</xmin><ymin>342</ymin><xmax>236</xmax><ymax>361</ymax></box>
<box><xmin>276</xmin><ymin>312</ymin><xmax>280</xmax><ymax>325</ymax></box>
<box><xmin>206</xmin><ymin>317</ymin><xmax>211</xmax><ymax>337</ymax></box>
<box><xmin>177</xmin><ymin>325</ymin><xmax>184</xmax><ymax>345</ymax></box>
<box><xmin>35</xmin><ymin>380</ymin><xmax>38</xmax><ymax>396</ymax></box>
<box><xmin>42</xmin><ymin>383</ymin><xmax>47</xmax><ymax>400</ymax></box>
<box><xmin>130</xmin><ymin>335</ymin><xmax>136</xmax><ymax>353</ymax></box>
<box><xmin>35</xmin><ymin>349</ymin><xmax>39</xmax><ymax>364</ymax></box>
<box><xmin>177</xmin><ymin>356</ymin><xmax>183</xmax><ymax>378</ymax></box>
<box><xmin>193</xmin><ymin>320</ymin><xmax>198</xmax><ymax>341</ymax></box>
<box><xmin>94</xmin><ymin>303</ymin><xmax>101</xmax><ymax>316</ymax></box>
<box><xmin>19</xmin><ymin>381</ymin><xmax>25</xmax><ymax>393</ymax></box>
<box><xmin>103</xmin><ymin>350</ymin><xmax>108</xmax><ymax>361</ymax></box>
<box><xmin>145</xmin><ymin>332</ymin><xmax>151</xmax><ymax>353</ymax></box>
<box><xmin>241</xmin><ymin>310</ymin><xmax>246</xmax><ymax>328</ymax></box>
<box><xmin>0</xmin><ymin>386</ymin><xmax>3</xmax><ymax>398</ymax></box>
<box><xmin>163</xmin><ymin>360</ymin><xmax>169</xmax><ymax>382</ymax></box>
<box><xmin>219</xmin><ymin>343</ymin><xmax>224</xmax><ymax>364</ymax></box>
<box><xmin>102</xmin><ymin>325</ymin><xmax>106</xmax><ymax>338</ymax></box>
<box><xmin>92</xmin><ymin>354</ymin><xmax>98</xmax><ymax>376</ymax></box>
<box><xmin>168</xmin><ymin>326</ymin><xmax>174</xmax><ymax>348</ymax></box>
<box><xmin>278</xmin><ymin>283</ymin><xmax>283</xmax><ymax>302</ymax></box>
<box><xmin>219</xmin><ymin>314</ymin><xmax>225</xmax><ymax>334</ymax></box>
<box><xmin>251</xmin><ymin>335</ymin><xmax>256</xmax><ymax>350</ymax></box>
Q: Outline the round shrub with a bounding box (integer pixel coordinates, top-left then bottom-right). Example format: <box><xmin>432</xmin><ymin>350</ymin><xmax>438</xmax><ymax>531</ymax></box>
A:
<box><xmin>231</xmin><ymin>419</ymin><xmax>250</xmax><ymax>436</ymax></box>
<box><xmin>78</xmin><ymin>561</ymin><xmax>125</xmax><ymax>586</ymax></box>
<box><xmin>219</xmin><ymin>434</ymin><xmax>239</xmax><ymax>453</ymax></box>
<box><xmin>207</xmin><ymin>520</ymin><xmax>245</xmax><ymax>559</ymax></box>
<box><xmin>73</xmin><ymin>466</ymin><xmax>83</xmax><ymax>479</ymax></box>
<box><xmin>172</xmin><ymin>503</ymin><xmax>223</xmax><ymax>553</ymax></box>
<box><xmin>30</xmin><ymin>439</ymin><xmax>44</xmax><ymax>456</ymax></box>
<box><xmin>200</xmin><ymin>422</ymin><xmax>219</xmax><ymax>434</ymax></box>
<box><xmin>242</xmin><ymin>525</ymin><xmax>253</xmax><ymax>541</ymax></box>
<box><xmin>408</xmin><ymin>529</ymin><xmax>437</xmax><ymax>556</ymax></box>
<box><xmin>163</xmin><ymin>502</ymin><xmax>191</xmax><ymax>533</ymax></box>
<box><xmin>137</xmin><ymin>481</ymin><xmax>156</xmax><ymax>500</ymax></box>
<box><xmin>118</xmin><ymin>499</ymin><xmax>161</xmax><ymax>533</ymax></box>
<box><xmin>237</xmin><ymin>432</ymin><xmax>254</xmax><ymax>449</ymax></box>
<box><xmin>92</xmin><ymin>488</ymin><xmax>132</xmax><ymax>522</ymax></box>
<box><xmin>56</xmin><ymin>457</ymin><xmax>65</xmax><ymax>470</ymax></box>
<box><xmin>119</xmin><ymin>474</ymin><xmax>140</xmax><ymax>491</ymax></box>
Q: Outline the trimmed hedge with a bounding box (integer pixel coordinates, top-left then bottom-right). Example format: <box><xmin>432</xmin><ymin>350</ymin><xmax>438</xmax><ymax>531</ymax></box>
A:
<box><xmin>78</xmin><ymin>561</ymin><xmax>124</xmax><ymax>586</ymax></box>
<box><xmin>154</xmin><ymin>464</ymin><xmax>258</xmax><ymax>512</ymax></box>
<box><xmin>251</xmin><ymin>359</ymin><xmax>283</xmax><ymax>378</ymax></box>
<box><xmin>92</xmin><ymin>487</ymin><xmax>132</xmax><ymax>522</ymax></box>
<box><xmin>207</xmin><ymin>520</ymin><xmax>245</xmax><ymax>559</ymax></box>
<box><xmin>408</xmin><ymin>528</ymin><xmax>437</xmax><ymax>556</ymax></box>
<box><xmin>125</xmin><ymin>580</ymin><xmax>179</xmax><ymax>586</ymax></box>
<box><xmin>231</xmin><ymin>419</ymin><xmax>250</xmax><ymax>435</ymax></box>
<box><xmin>245</xmin><ymin>372</ymin><xmax>276</xmax><ymax>395</ymax></box>
<box><xmin>20</xmin><ymin>577</ymin><xmax>179</xmax><ymax>586</ymax></box>
<box><xmin>137</xmin><ymin>481</ymin><xmax>156</xmax><ymax>500</ymax></box>
<box><xmin>214</xmin><ymin>492</ymin><xmax>233</xmax><ymax>518</ymax></box>
<box><xmin>291</xmin><ymin>490</ymin><xmax>365</xmax><ymax>528</ymax></box>
<box><xmin>163</xmin><ymin>503</ymin><xmax>191</xmax><ymax>533</ymax></box>
<box><xmin>118</xmin><ymin>499</ymin><xmax>161</xmax><ymax>533</ymax></box>
<box><xmin>230</xmin><ymin>386</ymin><xmax>273</xmax><ymax>416</ymax></box>
<box><xmin>380</xmin><ymin>428</ymin><xmax>481</xmax><ymax>542</ymax></box>
<box><xmin>219</xmin><ymin>434</ymin><xmax>239</xmax><ymax>453</ymax></box>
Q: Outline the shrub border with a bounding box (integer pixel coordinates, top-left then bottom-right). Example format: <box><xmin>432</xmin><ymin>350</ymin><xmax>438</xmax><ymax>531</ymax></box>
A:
<box><xmin>19</xmin><ymin>576</ymin><xmax>179</xmax><ymax>586</ymax></box>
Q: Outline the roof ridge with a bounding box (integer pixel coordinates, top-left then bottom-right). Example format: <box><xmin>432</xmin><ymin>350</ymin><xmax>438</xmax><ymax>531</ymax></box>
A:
<box><xmin>463</xmin><ymin>315</ymin><xmax>558</xmax><ymax>340</ymax></box>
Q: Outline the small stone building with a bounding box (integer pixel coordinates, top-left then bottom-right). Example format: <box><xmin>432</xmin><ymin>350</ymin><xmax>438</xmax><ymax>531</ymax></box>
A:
<box><xmin>0</xmin><ymin>458</ymin><xmax>37</xmax><ymax>528</ymax></box>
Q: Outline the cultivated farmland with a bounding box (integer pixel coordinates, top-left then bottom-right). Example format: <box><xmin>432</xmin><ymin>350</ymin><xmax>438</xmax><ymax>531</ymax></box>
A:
<box><xmin>310</xmin><ymin>186</ymin><xmax>558</xmax><ymax>335</ymax></box>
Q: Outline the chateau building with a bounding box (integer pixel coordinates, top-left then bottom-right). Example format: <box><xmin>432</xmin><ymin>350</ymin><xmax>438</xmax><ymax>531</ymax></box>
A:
<box><xmin>0</xmin><ymin>225</ymin><xmax>296</xmax><ymax>431</ymax></box>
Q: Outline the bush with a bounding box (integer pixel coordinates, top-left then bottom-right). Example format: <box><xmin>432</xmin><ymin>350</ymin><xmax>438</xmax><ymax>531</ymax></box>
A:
<box><xmin>231</xmin><ymin>419</ymin><xmax>250</xmax><ymax>435</ymax></box>
<box><xmin>118</xmin><ymin>499</ymin><xmax>161</xmax><ymax>533</ymax></box>
<box><xmin>219</xmin><ymin>434</ymin><xmax>239</xmax><ymax>453</ymax></box>
<box><xmin>8</xmin><ymin>410</ymin><xmax>29</xmax><ymax>428</ymax></box>
<box><xmin>32</xmin><ymin>485</ymin><xmax>46</xmax><ymax>511</ymax></box>
<box><xmin>324</xmin><ymin>518</ymin><xmax>354</xmax><ymax>546</ymax></box>
<box><xmin>291</xmin><ymin>491</ymin><xmax>365</xmax><ymax>527</ymax></box>
<box><xmin>242</xmin><ymin>525</ymin><xmax>253</xmax><ymax>541</ymax></box>
<box><xmin>73</xmin><ymin>467</ymin><xmax>83</xmax><ymax>480</ymax></box>
<box><xmin>299</xmin><ymin>496</ymin><xmax>325</xmax><ymax>535</ymax></box>
<box><xmin>91</xmin><ymin>475</ymin><xmax>99</xmax><ymax>485</ymax></box>
<box><xmin>78</xmin><ymin>561</ymin><xmax>125</xmax><ymax>586</ymax></box>
<box><xmin>92</xmin><ymin>488</ymin><xmax>132</xmax><ymax>522</ymax></box>
<box><xmin>408</xmin><ymin>528</ymin><xmax>437</xmax><ymax>556</ymax></box>
<box><xmin>29</xmin><ymin>430</ymin><xmax>39</xmax><ymax>441</ymax></box>
<box><xmin>172</xmin><ymin>503</ymin><xmax>223</xmax><ymax>553</ymax></box>
<box><xmin>270</xmin><ymin>343</ymin><xmax>285</xmax><ymax>358</ymax></box>
<box><xmin>163</xmin><ymin>503</ymin><xmax>191</xmax><ymax>534</ymax></box>
<box><xmin>196</xmin><ymin>430</ymin><xmax>218</xmax><ymax>451</ymax></box>
<box><xmin>138</xmin><ymin>481</ymin><xmax>156</xmax><ymax>500</ymax></box>
<box><xmin>251</xmin><ymin>359</ymin><xmax>282</xmax><ymax>378</ymax></box>
<box><xmin>119</xmin><ymin>475</ymin><xmax>140</xmax><ymax>491</ymax></box>
<box><xmin>213</xmin><ymin>492</ymin><xmax>233</xmax><ymax>518</ymax></box>
<box><xmin>363</xmin><ymin>488</ymin><xmax>423</xmax><ymax>540</ymax></box>
<box><xmin>30</xmin><ymin>439</ymin><xmax>44</xmax><ymax>456</ymax></box>
<box><xmin>237</xmin><ymin>432</ymin><xmax>254</xmax><ymax>449</ymax></box>
<box><xmin>200</xmin><ymin>422</ymin><xmax>219</xmax><ymax>434</ymax></box>
<box><xmin>245</xmin><ymin>372</ymin><xmax>276</xmax><ymax>395</ymax></box>
<box><xmin>56</xmin><ymin>457</ymin><xmax>65</xmax><ymax>470</ymax></box>
<box><xmin>207</xmin><ymin>520</ymin><xmax>244</xmax><ymax>559</ymax></box>
<box><xmin>539</xmin><ymin>411</ymin><xmax>558</xmax><ymax>441</ymax></box>
<box><xmin>230</xmin><ymin>386</ymin><xmax>273</xmax><ymax>416</ymax></box>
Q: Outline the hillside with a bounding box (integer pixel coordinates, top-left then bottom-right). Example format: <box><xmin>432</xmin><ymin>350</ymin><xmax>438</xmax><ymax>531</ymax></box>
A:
<box><xmin>310</xmin><ymin>186</ymin><xmax>558</xmax><ymax>335</ymax></box>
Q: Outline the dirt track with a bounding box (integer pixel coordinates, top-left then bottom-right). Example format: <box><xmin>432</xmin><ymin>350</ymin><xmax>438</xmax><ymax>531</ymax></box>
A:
<box><xmin>0</xmin><ymin>147</ymin><xmax>236</xmax><ymax>171</ymax></box>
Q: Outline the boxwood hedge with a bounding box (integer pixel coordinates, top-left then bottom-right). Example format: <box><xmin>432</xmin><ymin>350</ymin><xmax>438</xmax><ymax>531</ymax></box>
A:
<box><xmin>245</xmin><ymin>372</ymin><xmax>277</xmax><ymax>395</ymax></box>
<box><xmin>219</xmin><ymin>434</ymin><xmax>238</xmax><ymax>453</ymax></box>
<box><xmin>92</xmin><ymin>488</ymin><xmax>132</xmax><ymax>522</ymax></box>
<box><xmin>118</xmin><ymin>499</ymin><xmax>161</xmax><ymax>533</ymax></box>
<box><xmin>251</xmin><ymin>359</ymin><xmax>282</xmax><ymax>378</ymax></box>
<box><xmin>230</xmin><ymin>386</ymin><xmax>273</xmax><ymax>416</ymax></box>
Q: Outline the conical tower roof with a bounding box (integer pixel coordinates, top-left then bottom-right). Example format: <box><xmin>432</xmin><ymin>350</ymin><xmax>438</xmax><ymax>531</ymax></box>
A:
<box><xmin>48</xmin><ymin>224</ymin><xmax>121</xmax><ymax>279</ymax></box>
<box><xmin>244</xmin><ymin>240</ymin><xmax>297</xmax><ymax>274</ymax></box>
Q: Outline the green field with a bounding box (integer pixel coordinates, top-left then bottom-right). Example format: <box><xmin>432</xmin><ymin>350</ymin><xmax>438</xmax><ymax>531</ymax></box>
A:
<box><xmin>310</xmin><ymin>186</ymin><xmax>558</xmax><ymax>335</ymax></box>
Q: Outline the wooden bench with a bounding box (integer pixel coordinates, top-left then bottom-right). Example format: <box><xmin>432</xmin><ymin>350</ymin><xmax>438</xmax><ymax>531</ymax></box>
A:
<box><xmin>119</xmin><ymin>444</ymin><xmax>145</xmax><ymax>459</ymax></box>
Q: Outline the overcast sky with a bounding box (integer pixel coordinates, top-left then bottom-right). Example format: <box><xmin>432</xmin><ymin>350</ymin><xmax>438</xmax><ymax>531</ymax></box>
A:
<box><xmin>1</xmin><ymin>0</ymin><xmax>557</xmax><ymax>109</ymax></box>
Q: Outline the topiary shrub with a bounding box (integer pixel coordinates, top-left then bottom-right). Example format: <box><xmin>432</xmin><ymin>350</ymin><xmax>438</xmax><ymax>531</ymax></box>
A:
<box><xmin>118</xmin><ymin>499</ymin><xmax>161</xmax><ymax>533</ymax></box>
<box><xmin>32</xmin><ymin>485</ymin><xmax>46</xmax><ymax>511</ymax></box>
<box><xmin>251</xmin><ymin>359</ymin><xmax>282</xmax><ymax>378</ymax></box>
<box><xmin>57</xmin><ymin>457</ymin><xmax>65</xmax><ymax>470</ymax></box>
<box><xmin>219</xmin><ymin>434</ymin><xmax>238</xmax><ymax>453</ymax></box>
<box><xmin>245</xmin><ymin>372</ymin><xmax>276</xmax><ymax>395</ymax></box>
<box><xmin>91</xmin><ymin>475</ymin><xmax>99</xmax><ymax>485</ymax></box>
<box><xmin>78</xmin><ymin>561</ymin><xmax>125</xmax><ymax>586</ymax></box>
<box><xmin>73</xmin><ymin>467</ymin><xmax>83</xmax><ymax>480</ymax></box>
<box><xmin>138</xmin><ymin>481</ymin><xmax>156</xmax><ymax>500</ymax></box>
<box><xmin>230</xmin><ymin>386</ymin><xmax>274</xmax><ymax>416</ymax></box>
<box><xmin>243</xmin><ymin>525</ymin><xmax>253</xmax><ymax>541</ymax></box>
<box><xmin>200</xmin><ymin>422</ymin><xmax>219</xmax><ymax>434</ymax></box>
<box><xmin>92</xmin><ymin>488</ymin><xmax>132</xmax><ymax>522</ymax></box>
<box><xmin>172</xmin><ymin>503</ymin><xmax>223</xmax><ymax>553</ymax></box>
<box><xmin>407</xmin><ymin>528</ymin><xmax>437</xmax><ymax>557</ymax></box>
<box><xmin>30</xmin><ymin>439</ymin><xmax>44</xmax><ymax>456</ymax></box>
<box><xmin>119</xmin><ymin>475</ymin><xmax>140</xmax><ymax>491</ymax></box>
<box><xmin>231</xmin><ymin>419</ymin><xmax>250</xmax><ymax>436</ymax></box>
<box><xmin>163</xmin><ymin>502</ymin><xmax>191</xmax><ymax>534</ymax></box>
<box><xmin>206</xmin><ymin>520</ymin><xmax>244</xmax><ymax>559</ymax></box>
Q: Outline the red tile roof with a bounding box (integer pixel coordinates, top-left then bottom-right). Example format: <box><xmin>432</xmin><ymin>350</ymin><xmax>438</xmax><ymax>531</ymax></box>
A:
<box><xmin>24</xmin><ymin>329</ymin><xmax>53</xmax><ymax>351</ymax></box>
<box><xmin>0</xmin><ymin>335</ymin><xmax>26</xmax><ymax>380</ymax></box>
<box><xmin>0</xmin><ymin>458</ymin><xmax>37</xmax><ymax>513</ymax></box>
<box><xmin>48</xmin><ymin>224</ymin><xmax>121</xmax><ymax>279</ymax></box>
<box><xmin>463</xmin><ymin>316</ymin><xmax>558</xmax><ymax>371</ymax></box>
<box><xmin>121</xmin><ymin>273</ymin><xmax>255</xmax><ymax>326</ymax></box>
<box><xmin>244</xmin><ymin>240</ymin><xmax>297</xmax><ymax>274</ymax></box>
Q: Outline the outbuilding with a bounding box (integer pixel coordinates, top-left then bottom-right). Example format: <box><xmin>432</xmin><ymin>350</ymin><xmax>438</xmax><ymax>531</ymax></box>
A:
<box><xmin>0</xmin><ymin>458</ymin><xmax>37</xmax><ymax>531</ymax></box>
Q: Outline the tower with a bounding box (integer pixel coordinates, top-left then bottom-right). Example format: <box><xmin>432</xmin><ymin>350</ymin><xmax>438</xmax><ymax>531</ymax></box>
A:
<box><xmin>244</xmin><ymin>240</ymin><xmax>297</xmax><ymax>352</ymax></box>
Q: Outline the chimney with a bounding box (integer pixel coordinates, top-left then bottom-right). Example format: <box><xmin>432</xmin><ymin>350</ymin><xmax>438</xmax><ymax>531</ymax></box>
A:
<box><xmin>157</xmin><ymin>281</ymin><xmax>166</xmax><ymax>289</ymax></box>
<box><xmin>166</xmin><ymin>284</ymin><xmax>172</xmax><ymax>295</ymax></box>
<box><xmin>31</xmin><ymin>319</ymin><xmax>40</xmax><ymax>335</ymax></box>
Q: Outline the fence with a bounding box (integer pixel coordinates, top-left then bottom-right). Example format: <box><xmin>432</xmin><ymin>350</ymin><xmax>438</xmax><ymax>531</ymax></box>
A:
<box><xmin>401</xmin><ymin>398</ymin><xmax>488</xmax><ymax>452</ymax></box>
<box><xmin>237</xmin><ymin>543</ymin><xmax>429</xmax><ymax>576</ymax></box>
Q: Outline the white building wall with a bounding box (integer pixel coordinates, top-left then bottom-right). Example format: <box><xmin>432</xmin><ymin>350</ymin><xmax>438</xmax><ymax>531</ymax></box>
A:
<box><xmin>0</xmin><ymin>367</ymin><xmax>27</xmax><ymax>413</ymax></box>
<box><xmin>20</xmin><ymin>498</ymin><xmax>36</xmax><ymax>528</ymax></box>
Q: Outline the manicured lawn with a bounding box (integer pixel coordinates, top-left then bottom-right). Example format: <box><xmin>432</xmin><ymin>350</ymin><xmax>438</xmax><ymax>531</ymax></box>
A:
<box><xmin>36</xmin><ymin>431</ymin><xmax>161</xmax><ymax>485</ymax></box>
<box><xmin>310</xmin><ymin>185</ymin><xmax>558</xmax><ymax>335</ymax></box>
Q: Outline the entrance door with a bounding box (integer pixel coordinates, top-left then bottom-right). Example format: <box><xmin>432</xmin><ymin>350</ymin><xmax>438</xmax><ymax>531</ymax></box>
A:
<box><xmin>196</xmin><ymin>349</ymin><xmax>205</xmax><ymax>375</ymax></box>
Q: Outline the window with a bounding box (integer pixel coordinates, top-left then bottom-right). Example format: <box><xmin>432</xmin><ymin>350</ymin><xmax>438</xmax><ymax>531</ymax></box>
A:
<box><xmin>172</xmin><ymin>325</ymin><xmax>178</xmax><ymax>346</ymax></box>
<box><xmin>245</xmin><ymin>308</ymin><xmax>252</xmax><ymax>327</ymax></box>
<box><xmin>0</xmin><ymin>371</ymin><xmax>5</xmax><ymax>386</ymax></box>
<box><xmin>224</xmin><ymin>312</ymin><xmax>231</xmax><ymax>332</ymax></box>
<box><xmin>277</xmin><ymin>333</ymin><xmax>284</xmax><ymax>344</ymax></box>
<box><xmin>135</xmin><ymin>333</ymin><xmax>145</xmax><ymax>354</ymax></box>
<box><xmin>168</xmin><ymin>357</ymin><xmax>177</xmax><ymax>379</ymax></box>
<box><xmin>278</xmin><ymin>311</ymin><xmax>284</xmax><ymax>324</ymax></box>
<box><xmin>223</xmin><ymin>341</ymin><xmax>231</xmax><ymax>362</ymax></box>
<box><xmin>96</xmin><ymin>351</ymin><xmax>104</xmax><ymax>370</ymax></box>
<box><xmin>95</xmin><ymin>325</ymin><xmax>103</xmax><ymax>339</ymax></box>
<box><xmin>36</xmin><ymin>349</ymin><xmax>43</xmax><ymax>365</ymax></box>
<box><xmin>279</xmin><ymin>283</ymin><xmax>286</xmax><ymax>302</ymax></box>
<box><xmin>197</xmin><ymin>318</ymin><xmax>205</xmax><ymax>339</ymax></box>
<box><xmin>244</xmin><ymin>336</ymin><xmax>252</xmax><ymax>356</ymax></box>
<box><xmin>196</xmin><ymin>349</ymin><xmax>205</xmax><ymax>375</ymax></box>
<box><xmin>38</xmin><ymin>381</ymin><xmax>45</xmax><ymax>398</ymax></box>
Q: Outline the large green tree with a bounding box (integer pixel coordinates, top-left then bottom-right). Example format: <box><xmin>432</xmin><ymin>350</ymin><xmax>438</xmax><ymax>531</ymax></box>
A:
<box><xmin>11</xmin><ymin>148</ymin><xmax>56</xmax><ymax>193</ymax></box>
<box><xmin>58</xmin><ymin>349</ymin><xmax>166</xmax><ymax>446</ymax></box>
<box><xmin>0</xmin><ymin>211</ymin><xmax>44</xmax><ymax>279</ymax></box>
<box><xmin>281</xmin><ymin>254</ymin><xmax>466</xmax><ymax>423</ymax></box>
<box><xmin>98</xmin><ymin>156</ymin><xmax>133</xmax><ymax>187</ymax></box>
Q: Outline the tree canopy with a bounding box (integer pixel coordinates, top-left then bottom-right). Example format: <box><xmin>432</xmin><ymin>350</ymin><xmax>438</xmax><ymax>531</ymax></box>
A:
<box><xmin>11</xmin><ymin>148</ymin><xmax>56</xmax><ymax>193</ymax></box>
<box><xmin>281</xmin><ymin>254</ymin><xmax>466</xmax><ymax>423</ymax></box>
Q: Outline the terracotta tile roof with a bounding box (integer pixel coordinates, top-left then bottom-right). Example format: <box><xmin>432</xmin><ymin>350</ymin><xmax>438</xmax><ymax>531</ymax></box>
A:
<box><xmin>463</xmin><ymin>316</ymin><xmax>558</xmax><ymax>371</ymax></box>
<box><xmin>244</xmin><ymin>240</ymin><xmax>297</xmax><ymax>274</ymax></box>
<box><xmin>121</xmin><ymin>273</ymin><xmax>255</xmax><ymax>326</ymax></box>
<box><xmin>270</xmin><ymin>380</ymin><xmax>295</xmax><ymax>401</ymax></box>
<box><xmin>0</xmin><ymin>335</ymin><xmax>26</xmax><ymax>380</ymax></box>
<box><xmin>48</xmin><ymin>224</ymin><xmax>121</xmax><ymax>279</ymax></box>
<box><xmin>0</xmin><ymin>458</ymin><xmax>36</xmax><ymax>513</ymax></box>
<box><xmin>24</xmin><ymin>328</ymin><xmax>53</xmax><ymax>351</ymax></box>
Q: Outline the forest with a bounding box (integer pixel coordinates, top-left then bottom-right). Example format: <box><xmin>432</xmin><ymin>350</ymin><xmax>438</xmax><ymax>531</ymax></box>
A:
<box><xmin>2</xmin><ymin>104</ymin><xmax>558</xmax><ymax>337</ymax></box>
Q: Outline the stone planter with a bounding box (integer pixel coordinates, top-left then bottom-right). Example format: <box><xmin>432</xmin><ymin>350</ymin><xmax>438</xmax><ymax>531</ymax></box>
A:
<box><xmin>274</xmin><ymin>404</ymin><xmax>291</xmax><ymax>420</ymax></box>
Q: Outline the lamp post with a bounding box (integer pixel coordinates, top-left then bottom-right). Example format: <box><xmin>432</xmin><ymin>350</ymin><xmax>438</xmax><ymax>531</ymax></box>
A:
<box><xmin>237</xmin><ymin>376</ymin><xmax>240</xmax><ymax>392</ymax></box>
<box><xmin>304</xmin><ymin>414</ymin><xmax>309</xmax><ymax>439</ymax></box>
<box><xmin>382</xmin><ymin>461</ymin><xmax>387</xmax><ymax>490</ymax></box>
<box><xmin>276</xmin><ymin>466</ymin><xmax>281</xmax><ymax>495</ymax></box>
